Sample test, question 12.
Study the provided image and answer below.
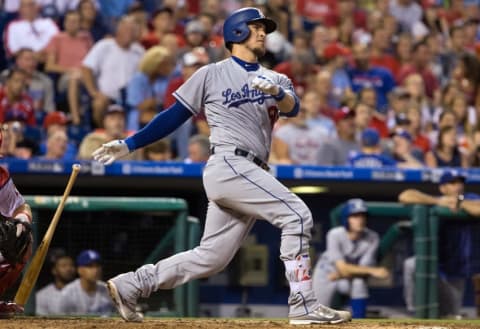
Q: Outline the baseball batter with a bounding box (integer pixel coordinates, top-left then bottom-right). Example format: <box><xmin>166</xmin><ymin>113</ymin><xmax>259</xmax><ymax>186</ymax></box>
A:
<box><xmin>93</xmin><ymin>7</ymin><xmax>351</xmax><ymax>325</ymax></box>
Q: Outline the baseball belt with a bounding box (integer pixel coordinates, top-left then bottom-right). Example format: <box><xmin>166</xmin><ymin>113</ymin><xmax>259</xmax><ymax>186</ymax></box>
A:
<box><xmin>210</xmin><ymin>146</ymin><xmax>270</xmax><ymax>171</ymax></box>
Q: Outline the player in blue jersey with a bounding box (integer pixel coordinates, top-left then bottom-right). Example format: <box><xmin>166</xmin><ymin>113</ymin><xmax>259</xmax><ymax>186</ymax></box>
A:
<box><xmin>92</xmin><ymin>7</ymin><xmax>352</xmax><ymax>325</ymax></box>
<box><xmin>399</xmin><ymin>170</ymin><xmax>480</xmax><ymax>317</ymax></box>
<box><xmin>348</xmin><ymin>128</ymin><xmax>396</xmax><ymax>167</ymax></box>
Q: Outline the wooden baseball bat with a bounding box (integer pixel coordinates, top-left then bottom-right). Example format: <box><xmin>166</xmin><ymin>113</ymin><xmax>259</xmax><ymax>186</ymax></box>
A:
<box><xmin>14</xmin><ymin>164</ymin><xmax>82</xmax><ymax>306</ymax></box>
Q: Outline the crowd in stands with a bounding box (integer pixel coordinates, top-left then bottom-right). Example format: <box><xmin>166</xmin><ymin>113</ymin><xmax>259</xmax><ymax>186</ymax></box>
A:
<box><xmin>2</xmin><ymin>0</ymin><xmax>480</xmax><ymax>168</ymax></box>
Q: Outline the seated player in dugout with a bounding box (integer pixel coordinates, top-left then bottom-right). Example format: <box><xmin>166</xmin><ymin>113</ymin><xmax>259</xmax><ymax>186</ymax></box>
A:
<box><xmin>0</xmin><ymin>127</ymin><xmax>33</xmax><ymax>316</ymax></box>
<box><xmin>312</xmin><ymin>199</ymin><xmax>390</xmax><ymax>318</ymax></box>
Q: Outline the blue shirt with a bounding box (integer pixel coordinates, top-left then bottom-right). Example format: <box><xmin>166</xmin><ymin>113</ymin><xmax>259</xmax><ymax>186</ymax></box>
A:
<box><xmin>98</xmin><ymin>0</ymin><xmax>134</xmax><ymax>18</ymax></box>
<box><xmin>126</xmin><ymin>72</ymin><xmax>171</xmax><ymax>111</ymax></box>
<box><xmin>348</xmin><ymin>152</ymin><xmax>397</xmax><ymax>167</ymax></box>
<box><xmin>439</xmin><ymin>192</ymin><xmax>480</xmax><ymax>278</ymax></box>
<box><xmin>347</xmin><ymin>66</ymin><xmax>396</xmax><ymax>112</ymax></box>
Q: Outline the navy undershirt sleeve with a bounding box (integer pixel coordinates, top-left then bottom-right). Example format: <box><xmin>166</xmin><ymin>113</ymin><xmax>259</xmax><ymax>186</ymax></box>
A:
<box><xmin>124</xmin><ymin>102</ymin><xmax>193</xmax><ymax>151</ymax></box>
<box><xmin>282</xmin><ymin>94</ymin><xmax>300</xmax><ymax>117</ymax></box>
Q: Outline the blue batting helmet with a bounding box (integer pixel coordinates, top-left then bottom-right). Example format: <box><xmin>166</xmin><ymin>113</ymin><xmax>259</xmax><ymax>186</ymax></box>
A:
<box><xmin>223</xmin><ymin>7</ymin><xmax>276</xmax><ymax>45</ymax></box>
<box><xmin>341</xmin><ymin>199</ymin><xmax>368</xmax><ymax>229</ymax></box>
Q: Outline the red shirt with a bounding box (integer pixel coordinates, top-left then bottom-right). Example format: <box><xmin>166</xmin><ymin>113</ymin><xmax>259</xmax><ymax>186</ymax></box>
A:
<box><xmin>413</xmin><ymin>133</ymin><xmax>431</xmax><ymax>153</ymax></box>
<box><xmin>370</xmin><ymin>55</ymin><xmax>400</xmax><ymax>78</ymax></box>
<box><xmin>273</xmin><ymin>61</ymin><xmax>314</xmax><ymax>97</ymax></box>
<box><xmin>397</xmin><ymin>65</ymin><xmax>439</xmax><ymax>99</ymax></box>
<box><xmin>45</xmin><ymin>31</ymin><xmax>93</xmax><ymax>69</ymax></box>
<box><xmin>296</xmin><ymin>0</ymin><xmax>337</xmax><ymax>22</ymax></box>
<box><xmin>0</xmin><ymin>87</ymin><xmax>35</xmax><ymax>126</ymax></box>
<box><xmin>369</xmin><ymin>117</ymin><xmax>389</xmax><ymax>138</ymax></box>
<box><xmin>324</xmin><ymin>10</ymin><xmax>367</xmax><ymax>29</ymax></box>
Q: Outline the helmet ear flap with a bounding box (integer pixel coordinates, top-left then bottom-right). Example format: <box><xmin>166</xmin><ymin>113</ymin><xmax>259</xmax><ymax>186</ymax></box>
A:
<box><xmin>232</xmin><ymin>22</ymin><xmax>250</xmax><ymax>42</ymax></box>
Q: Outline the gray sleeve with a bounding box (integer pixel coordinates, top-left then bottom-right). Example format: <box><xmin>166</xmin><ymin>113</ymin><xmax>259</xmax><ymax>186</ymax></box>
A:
<box><xmin>173</xmin><ymin>64</ymin><xmax>210</xmax><ymax>115</ymax></box>
<box><xmin>276</xmin><ymin>72</ymin><xmax>295</xmax><ymax>94</ymax></box>
<box><xmin>317</xmin><ymin>141</ymin><xmax>335</xmax><ymax>166</ymax></box>
<box><xmin>358</xmin><ymin>231</ymin><xmax>380</xmax><ymax>266</ymax></box>
<box><xmin>35</xmin><ymin>290</ymin><xmax>48</xmax><ymax>315</ymax></box>
<box><xmin>325</xmin><ymin>229</ymin><xmax>345</xmax><ymax>263</ymax></box>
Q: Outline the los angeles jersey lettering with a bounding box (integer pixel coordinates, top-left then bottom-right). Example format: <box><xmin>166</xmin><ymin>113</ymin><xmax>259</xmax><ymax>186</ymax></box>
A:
<box><xmin>173</xmin><ymin>57</ymin><xmax>295</xmax><ymax>161</ymax></box>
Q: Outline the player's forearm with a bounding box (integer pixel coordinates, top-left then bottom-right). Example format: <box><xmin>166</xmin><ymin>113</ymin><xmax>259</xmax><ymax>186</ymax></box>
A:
<box><xmin>45</xmin><ymin>54</ymin><xmax>68</xmax><ymax>74</ymax></box>
<box><xmin>335</xmin><ymin>260</ymin><xmax>378</xmax><ymax>277</ymax></box>
<box><xmin>277</xmin><ymin>92</ymin><xmax>299</xmax><ymax>116</ymax></box>
<box><xmin>13</xmin><ymin>203</ymin><xmax>32</xmax><ymax>223</ymax></box>
<box><xmin>460</xmin><ymin>200</ymin><xmax>480</xmax><ymax>217</ymax></box>
<box><xmin>81</xmin><ymin>67</ymin><xmax>98</xmax><ymax>95</ymax></box>
<box><xmin>398</xmin><ymin>189</ymin><xmax>438</xmax><ymax>205</ymax></box>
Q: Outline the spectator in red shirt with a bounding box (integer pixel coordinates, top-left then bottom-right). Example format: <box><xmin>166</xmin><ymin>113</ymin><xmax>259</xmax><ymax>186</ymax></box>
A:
<box><xmin>0</xmin><ymin>68</ymin><xmax>35</xmax><ymax>127</ymax></box>
<box><xmin>45</xmin><ymin>10</ymin><xmax>93</xmax><ymax>125</ymax></box>
<box><xmin>370</xmin><ymin>27</ymin><xmax>399</xmax><ymax>77</ymax></box>
<box><xmin>397</xmin><ymin>39</ymin><xmax>439</xmax><ymax>99</ymax></box>
<box><xmin>406</xmin><ymin>102</ymin><xmax>431</xmax><ymax>153</ymax></box>
<box><xmin>325</xmin><ymin>0</ymin><xmax>367</xmax><ymax>30</ymax></box>
<box><xmin>296</xmin><ymin>0</ymin><xmax>337</xmax><ymax>27</ymax></box>
<box><xmin>354</xmin><ymin>102</ymin><xmax>389</xmax><ymax>139</ymax></box>
<box><xmin>274</xmin><ymin>49</ymin><xmax>316</xmax><ymax>97</ymax></box>
<box><xmin>140</xmin><ymin>7</ymin><xmax>178</xmax><ymax>50</ymax></box>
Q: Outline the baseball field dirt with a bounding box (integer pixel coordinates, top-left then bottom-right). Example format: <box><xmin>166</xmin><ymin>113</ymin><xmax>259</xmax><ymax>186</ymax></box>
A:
<box><xmin>2</xmin><ymin>318</ymin><xmax>480</xmax><ymax>329</ymax></box>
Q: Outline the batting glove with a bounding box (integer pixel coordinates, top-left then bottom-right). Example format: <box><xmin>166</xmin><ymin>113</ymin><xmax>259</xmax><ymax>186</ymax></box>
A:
<box><xmin>92</xmin><ymin>140</ymin><xmax>130</xmax><ymax>165</ymax></box>
<box><xmin>252</xmin><ymin>75</ymin><xmax>280</xmax><ymax>96</ymax></box>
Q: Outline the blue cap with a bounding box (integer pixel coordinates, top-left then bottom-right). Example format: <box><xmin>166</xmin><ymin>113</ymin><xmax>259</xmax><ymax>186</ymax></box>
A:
<box><xmin>76</xmin><ymin>249</ymin><xmax>101</xmax><ymax>266</ymax></box>
<box><xmin>341</xmin><ymin>198</ymin><xmax>368</xmax><ymax>229</ymax></box>
<box><xmin>392</xmin><ymin>129</ymin><xmax>412</xmax><ymax>142</ymax></box>
<box><xmin>361</xmin><ymin>128</ymin><xmax>380</xmax><ymax>147</ymax></box>
<box><xmin>439</xmin><ymin>170</ymin><xmax>466</xmax><ymax>185</ymax></box>
<box><xmin>345</xmin><ymin>199</ymin><xmax>368</xmax><ymax>216</ymax></box>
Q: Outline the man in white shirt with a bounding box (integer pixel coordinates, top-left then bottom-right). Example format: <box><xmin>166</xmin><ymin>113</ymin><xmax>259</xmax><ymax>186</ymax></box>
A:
<box><xmin>35</xmin><ymin>249</ymin><xmax>76</xmax><ymax>315</ymax></box>
<box><xmin>3</xmin><ymin>0</ymin><xmax>59</xmax><ymax>60</ymax></box>
<box><xmin>79</xmin><ymin>16</ymin><xmax>144</xmax><ymax>127</ymax></box>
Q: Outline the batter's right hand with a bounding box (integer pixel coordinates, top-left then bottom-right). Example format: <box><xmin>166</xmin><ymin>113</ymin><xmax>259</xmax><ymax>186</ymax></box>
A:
<box><xmin>92</xmin><ymin>140</ymin><xmax>129</xmax><ymax>165</ymax></box>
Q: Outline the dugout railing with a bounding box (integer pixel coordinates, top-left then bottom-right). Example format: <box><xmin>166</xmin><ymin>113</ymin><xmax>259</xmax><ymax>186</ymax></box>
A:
<box><xmin>329</xmin><ymin>202</ymin><xmax>475</xmax><ymax>319</ymax></box>
<box><xmin>23</xmin><ymin>196</ymin><xmax>201</xmax><ymax>317</ymax></box>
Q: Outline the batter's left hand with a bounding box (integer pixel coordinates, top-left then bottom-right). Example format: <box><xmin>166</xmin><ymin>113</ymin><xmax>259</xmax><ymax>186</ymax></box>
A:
<box><xmin>252</xmin><ymin>75</ymin><xmax>279</xmax><ymax>96</ymax></box>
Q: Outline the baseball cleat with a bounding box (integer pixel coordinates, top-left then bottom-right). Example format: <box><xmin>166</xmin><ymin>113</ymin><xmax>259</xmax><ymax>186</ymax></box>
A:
<box><xmin>289</xmin><ymin>304</ymin><xmax>352</xmax><ymax>325</ymax></box>
<box><xmin>107</xmin><ymin>279</ymin><xmax>143</xmax><ymax>322</ymax></box>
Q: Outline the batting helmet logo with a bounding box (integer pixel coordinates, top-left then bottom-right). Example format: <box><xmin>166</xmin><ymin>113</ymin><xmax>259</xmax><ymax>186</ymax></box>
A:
<box><xmin>341</xmin><ymin>199</ymin><xmax>368</xmax><ymax>229</ymax></box>
<box><xmin>223</xmin><ymin>7</ymin><xmax>276</xmax><ymax>45</ymax></box>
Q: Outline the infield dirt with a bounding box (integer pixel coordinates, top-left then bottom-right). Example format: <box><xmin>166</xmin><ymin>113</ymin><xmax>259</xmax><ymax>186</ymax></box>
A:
<box><xmin>2</xmin><ymin>318</ymin><xmax>480</xmax><ymax>329</ymax></box>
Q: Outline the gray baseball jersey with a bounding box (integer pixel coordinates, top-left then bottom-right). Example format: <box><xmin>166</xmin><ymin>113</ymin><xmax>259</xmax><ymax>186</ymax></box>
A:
<box><xmin>114</xmin><ymin>57</ymin><xmax>320</xmax><ymax>318</ymax></box>
<box><xmin>58</xmin><ymin>279</ymin><xmax>114</xmax><ymax>316</ymax></box>
<box><xmin>174</xmin><ymin>57</ymin><xmax>295</xmax><ymax>161</ymax></box>
<box><xmin>313</xmin><ymin>226</ymin><xmax>379</xmax><ymax>305</ymax></box>
<box><xmin>35</xmin><ymin>283</ymin><xmax>63</xmax><ymax>315</ymax></box>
